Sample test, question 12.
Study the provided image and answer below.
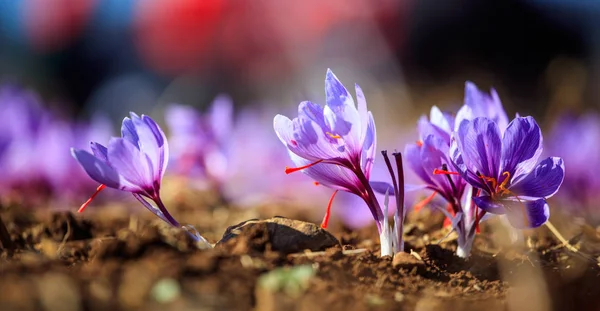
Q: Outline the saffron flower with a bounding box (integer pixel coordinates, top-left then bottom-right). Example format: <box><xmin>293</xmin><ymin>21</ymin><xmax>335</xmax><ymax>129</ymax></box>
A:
<box><xmin>165</xmin><ymin>95</ymin><xmax>233</xmax><ymax>194</ymax></box>
<box><xmin>548</xmin><ymin>113</ymin><xmax>600</xmax><ymax>222</ymax></box>
<box><xmin>71</xmin><ymin>112</ymin><xmax>210</xmax><ymax>247</ymax></box>
<box><xmin>405</xmin><ymin>82</ymin><xmax>510</xmax><ymax>257</ymax></box>
<box><xmin>450</xmin><ymin>116</ymin><xmax>565</xmax><ymax>228</ymax></box>
<box><xmin>274</xmin><ymin>69</ymin><xmax>403</xmax><ymax>256</ymax></box>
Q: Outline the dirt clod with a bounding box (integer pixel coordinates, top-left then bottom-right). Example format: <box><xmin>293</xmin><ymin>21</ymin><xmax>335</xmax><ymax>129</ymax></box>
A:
<box><xmin>216</xmin><ymin>217</ymin><xmax>340</xmax><ymax>254</ymax></box>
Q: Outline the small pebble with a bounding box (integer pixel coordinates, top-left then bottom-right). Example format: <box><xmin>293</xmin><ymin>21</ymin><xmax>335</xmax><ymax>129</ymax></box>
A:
<box><xmin>151</xmin><ymin>278</ymin><xmax>181</xmax><ymax>304</ymax></box>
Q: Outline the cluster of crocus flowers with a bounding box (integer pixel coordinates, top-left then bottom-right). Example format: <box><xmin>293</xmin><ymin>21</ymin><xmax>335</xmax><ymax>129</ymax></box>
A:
<box><xmin>274</xmin><ymin>69</ymin><xmax>405</xmax><ymax>256</ymax></box>
<box><xmin>275</xmin><ymin>74</ymin><xmax>566</xmax><ymax>258</ymax></box>
<box><xmin>71</xmin><ymin>112</ymin><xmax>211</xmax><ymax>248</ymax></box>
<box><xmin>405</xmin><ymin>83</ymin><xmax>511</xmax><ymax>257</ymax></box>
<box><xmin>0</xmin><ymin>84</ymin><xmax>112</xmax><ymax>206</ymax></box>
<box><xmin>165</xmin><ymin>97</ymin><xmax>330</xmax><ymax>207</ymax></box>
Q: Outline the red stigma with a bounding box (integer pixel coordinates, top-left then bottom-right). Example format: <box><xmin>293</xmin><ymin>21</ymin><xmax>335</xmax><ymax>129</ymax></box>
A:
<box><xmin>313</xmin><ymin>181</ymin><xmax>320</xmax><ymax>186</ymax></box>
<box><xmin>413</xmin><ymin>191</ymin><xmax>437</xmax><ymax>212</ymax></box>
<box><xmin>433</xmin><ymin>168</ymin><xmax>460</xmax><ymax>176</ymax></box>
<box><xmin>285</xmin><ymin>159</ymin><xmax>324</xmax><ymax>174</ymax></box>
<box><xmin>416</xmin><ymin>140</ymin><xmax>423</xmax><ymax>147</ymax></box>
<box><xmin>442</xmin><ymin>203</ymin><xmax>456</xmax><ymax>228</ymax></box>
<box><xmin>290</xmin><ymin>139</ymin><xmax>298</xmax><ymax>147</ymax></box>
<box><xmin>320</xmin><ymin>190</ymin><xmax>339</xmax><ymax>229</ymax></box>
<box><xmin>475</xmin><ymin>208</ymin><xmax>482</xmax><ymax>234</ymax></box>
<box><xmin>78</xmin><ymin>184</ymin><xmax>106</xmax><ymax>213</ymax></box>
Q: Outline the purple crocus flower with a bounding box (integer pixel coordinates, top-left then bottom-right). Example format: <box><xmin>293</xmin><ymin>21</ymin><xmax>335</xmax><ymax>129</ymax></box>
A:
<box><xmin>38</xmin><ymin>114</ymin><xmax>114</xmax><ymax>203</ymax></box>
<box><xmin>72</xmin><ymin>112</ymin><xmax>210</xmax><ymax>247</ymax></box>
<box><xmin>0</xmin><ymin>85</ymin><xmax>46</xmax><ymax>191</ymax></box>
<box><xmin>165</xmin><ymin>95</ymin><xmax>233</xmax><ymax>195</ymax></box>
<box><xmin>547</xmin><ymin>113</ymin><xmax>600</xmax><ymax>222</ymax></box>
<box><xmin>463</xmin><ymin>81</ymin><xmax>509</xmax><ymax>131</ymax></box>
<box><xmin>405</xmin><ymin>81</ymin><xmax>510</xmax><ymax>257</ymax></box>
<box><xmin>274</xmin><ymin>69</ymin><xmax>403</xmax><ymax>256</ymax></box>
<box><xmin>450</xmin><ymin>116</ymin><xmax>565</xmax><ymax>228</ymax></box>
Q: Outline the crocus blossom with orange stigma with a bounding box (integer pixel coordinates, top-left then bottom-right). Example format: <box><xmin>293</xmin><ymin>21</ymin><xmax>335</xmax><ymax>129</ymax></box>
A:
<box><xmin>404</xmin><ymin>82</ymin><xmax>511</xmax><ymax>257</ymax></box>
<box><xmin>71</xmin><ymin>112</ymin><xmax>210</xmax><ymax>248</ymax></box>
<box><xmin>274</xmin><ymin>69</ymin><xmax>400</xmax><ymax>256</ymax></box>
<box><xmin>450</xmin><ymin>116</ymin><xmax>565</xmax><ymax>229</ymax></box>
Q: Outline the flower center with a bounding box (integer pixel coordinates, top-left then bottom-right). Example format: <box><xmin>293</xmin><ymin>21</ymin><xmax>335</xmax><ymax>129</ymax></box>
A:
<box><xmin>478</xmin><ymin>171</ymin><xmax>512</xmax><ymax>199</ymax></box>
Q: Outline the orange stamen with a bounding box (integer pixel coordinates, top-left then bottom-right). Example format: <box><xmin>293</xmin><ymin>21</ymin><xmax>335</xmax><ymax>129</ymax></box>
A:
<box><xmin>78</xmin><ymin>184</ymin><xmax>106</xmax><ymax>213</ymax></box>
<box><xmin>479</xmin><ymin>175</ymin><xmax>498</xmax><ymax>190</ymax></box>
<box><xmin>413</xmin><ymin>191</ymin><xmax>437</xmax><ymax>212</ymax></box>
<box><xmin>433</xmin><ymin>168</ymin><xmax>460</xmax><ymax>176</ymax></box>
<box><xmin>416</xmin><ymin>140</ymin><xmax>423</xmax><ymax>147</ymax></box>
<box><xmin>498</xmin><ymin>171</ymin><xmax>511</xmax><ymax>195</ymax></box>
<box><xmin>326</xmin><ymin>132</ymin><xmax>341</xmax><ymax>139</ymax></box>
<box><xmin>285</xmin><ymin>159</ymin><xmax>324</xmax><ymax>174</ymax></box>
<box><xmin>320</xmin><ymin>190</ymin><xmax>339</xmax><ymax>229</ymax></box>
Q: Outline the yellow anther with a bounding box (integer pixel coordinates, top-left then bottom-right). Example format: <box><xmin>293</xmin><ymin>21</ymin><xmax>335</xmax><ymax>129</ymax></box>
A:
<box><xmin>326</xmin><ymin>132</ymin><xmax>342</xmax><ymax>139</ymax></box>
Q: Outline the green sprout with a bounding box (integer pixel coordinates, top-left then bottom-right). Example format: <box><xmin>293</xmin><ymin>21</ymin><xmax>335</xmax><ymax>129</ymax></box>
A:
<box><xmin>257</xmin><ymin>265</ymin><xmax>315</xmax><ymax>298</ymax></box>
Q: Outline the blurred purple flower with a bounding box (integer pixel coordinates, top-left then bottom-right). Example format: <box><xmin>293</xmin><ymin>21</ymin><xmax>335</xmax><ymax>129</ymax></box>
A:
<box><xmin>224</xmin><ymin>107</ymin><xmax>330</xmax><ymax>206</ymax></box>
<box><xmin>38</xmin><ymin>114</ymin><xmax>113</xmax><ymax>201</ymax></box>
<box><xmin>547</xmin><ymin>113</ymin><xmax>600</xmax><ymax>220</ymax></box>
<box><xmin>0</xmin><ymin>85</ymin><xmax>45</xmax><ymax>189</ymax></box>
<box><xmin>72</xmin><ymin>112</ymin><xmax>210</xmax><ymax>246</ymax></box>
<box><xmin>165</xmin><ymin>95</ymin><xmax>233</xmax><ymax>190</ymax></box>
<box><xmin>450</xmin><ymin>116</ymin><xmax>565</xmax><ymax>229</ymax></box>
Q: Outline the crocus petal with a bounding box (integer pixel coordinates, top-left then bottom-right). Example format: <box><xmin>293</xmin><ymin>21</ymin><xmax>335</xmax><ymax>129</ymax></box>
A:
<box><xmin>298</xmin><ymin>101</ymin><xmax>329</xmax><ymax>131</ymax></box>
<box><xmin>505</xmin><ymin>198</ymin><xmax>549</xmax><ymax>229</ymax></box>
<box><xmin>404</xmin><ymin>143</ymin><xmax>434</xmax><ymax>186</ymax></box>
<box><xmin>142</xmin><ymin>115</ymin><xmax>169</xmax><ymax>179</ymax></box>
<box><xmin>71</xmin><ymin>148</ymin><xmax>121</xmax><ymax>189</ymax></box>
<box><xmin>511</xmin><ymin>157</ymin><xmax>565</xmax><ymax>199</ymax></box>
<box><xmin>131</xmin><ymin>114</ymin><xmax>161</xmax><ymax>178</ymax></box>
<box><xmin>464</xmin><ymin>82</ymin><xmax>509</xmax><ymax>131</ymax></box>
<box><xmin>420</xmin><ymin>135</ymin><xmax>453</xmax><ymax>192</ymax></box>
<box><xmin>274</xmin><ymin>115</ymin><xmax>340</xmax><ymax>161</ymax></box>
<box><xmin>121</xmin><ymin>115</ymin><xmax>140</xmax><ymax>147</ymax></box>
<box><xmin>500</xmin><ymin>116</ymin><xmax>543</xmax><ymax>180</ymax></box>
<box><xmin>429</xmin><ymin>106</ymin><xmax>453</xmax><ymax>134</ymax></box>
<box><xmin>418</xmin><ymin>114</ymin><xmax>450</xmax><ymax>144</ymax></box>
<box><xmin>355</xmin><ymin>84</ymin><xmax>369</xmax><ymax>144</ymax></box>
<box><xmin>89</xmin><ymin>142</ymin><xmax>109</xmax><ymax>163</ymax></box>
<box><xmin>371</xmin><ymin>181</ymin><xmax>394</xmax><ymax>195</ymax></box>
<box><xmin>472</xmin><ymin>196</ymin><xmax>507</xmax><ymax>214</ymax></box>
<box><xmin>323</xmin><ymin>69</ymin><xmax>361</xmax><ymax>154</ymax></box>
<box><xmin>362</xmin><ymin>112</ymin><xmax>376</xmax><ymax>179</ymax></box>
<box><xmin>455</xmin><ymin>117</ymin><xmax>502</xmax><ymax>180</ymax></box>
<box><xmin>454</xmin><ymin>105</ymin><xmax>473</xmax><ymax>132</ymax></box>
<box><xmin>107</xmin><ymin>137</ymin><xmax>154</xmax><ymax>193</ymax></box>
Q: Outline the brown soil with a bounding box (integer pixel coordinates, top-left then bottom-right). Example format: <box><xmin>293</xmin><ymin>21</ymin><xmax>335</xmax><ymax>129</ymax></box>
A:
<box><xmin>0</xmin><ymin>203</ymin><xmax>599</xmax><ymax>311</ymax></box>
